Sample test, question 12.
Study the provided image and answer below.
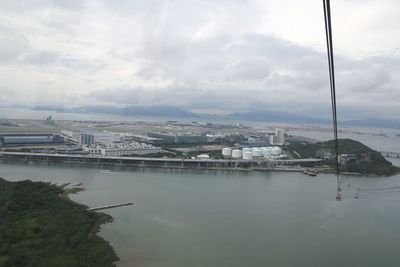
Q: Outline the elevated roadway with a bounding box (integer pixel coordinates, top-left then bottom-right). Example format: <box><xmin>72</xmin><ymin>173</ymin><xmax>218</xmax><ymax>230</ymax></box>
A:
<box><xmin>0</xmin><ymin>151</ymin><xmax>321</xmax><ymax>170</ymax></box>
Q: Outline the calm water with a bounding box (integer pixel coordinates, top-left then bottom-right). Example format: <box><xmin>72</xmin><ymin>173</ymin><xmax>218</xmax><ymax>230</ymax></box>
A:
<box><xmin>1</xmin><ymin>162</ymin><xmax>400</xmax><ymax>267</ymax></box>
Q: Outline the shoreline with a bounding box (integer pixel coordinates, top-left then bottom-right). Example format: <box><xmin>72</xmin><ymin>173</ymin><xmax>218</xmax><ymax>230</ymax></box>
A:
<box><xmin>1</xmin><ymin>151</ymin><xmax>396</xmax><ymax>177</ymax></box>
<box><xmin>2</xmin><ymin>157</ymin><xmax>395</xmax><ymax>177</ymax></box>
<box><xmin>0</xmin><ymin>157</ymin><xmax>314</xmax><ymax>173</ymax></box>
<box><xmin>60</xmin><ymin>185</ymin><xmax>116</xmax><ymax>250</ymax></box>
<box><xmin>0</xmin><ymin>178</ymin><xmax>119</xmax><ymax>266</ymax></box>
<box><xmin>0</xmin><ymin>151</ymin><xmax>324</xmax><ymax>174</ymax></box>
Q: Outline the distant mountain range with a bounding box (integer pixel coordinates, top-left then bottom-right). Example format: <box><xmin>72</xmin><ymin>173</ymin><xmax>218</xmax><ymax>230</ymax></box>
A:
<box><xmin>32</xmin><ymin>105</ymin><xmax>199</xmax><ymax>118</ymax></box>
<box><xmin>225</xmin><ymin>110</ymin><xmax>328</xmax><ymax>124</ymax></box>
<box><xmin>31</xmin><ymin>105</ymin><xmax>400</xmax><ymax>129</ymax></box>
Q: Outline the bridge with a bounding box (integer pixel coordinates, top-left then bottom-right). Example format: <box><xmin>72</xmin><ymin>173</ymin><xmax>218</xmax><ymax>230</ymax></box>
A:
<box><xmin>380</xmin><ymin>151</ymin><xmax>400</xmax><ymax>158</ymax></box>
<box><xmin>0</xmin><ymin>151</ymin><xmax>321</xmax><ymax>171</ymax></box>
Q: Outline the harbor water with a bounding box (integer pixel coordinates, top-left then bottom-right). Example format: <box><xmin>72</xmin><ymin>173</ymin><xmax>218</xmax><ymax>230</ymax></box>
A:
<box><xmin>1</xmin><ymin>162</ymin><xmax>400</xmax><ymax>267</ymax></box>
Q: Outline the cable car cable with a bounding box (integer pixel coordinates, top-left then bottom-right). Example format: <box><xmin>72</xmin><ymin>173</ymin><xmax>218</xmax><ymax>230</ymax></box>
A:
<box><xmin>322</xmin><ymin>0</ymin><xmax>341</xmax><ymax>200</ymax></box>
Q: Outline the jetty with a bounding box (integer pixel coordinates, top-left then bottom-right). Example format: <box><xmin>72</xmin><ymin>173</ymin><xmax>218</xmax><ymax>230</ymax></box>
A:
<box><xmin>87</xmin><ymin>202</ymin><xmax>134</xmax><ymax>211</ymax></box>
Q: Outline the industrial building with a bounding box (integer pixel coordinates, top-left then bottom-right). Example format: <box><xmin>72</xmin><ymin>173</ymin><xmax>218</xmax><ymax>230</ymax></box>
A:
<box><xmin>175</xmin><ymin>134</ymin><xmax>207</xmax><ymax>143</ymax></box>
<box><xmin>0</xmin><ymin>134</ymin><xmax>64</xmax><ymax>146</ymax></box>
<box><xmin>122</xmin><ymin>134</ymin><xmax>164</xmax><ymax>144</ymax></box>
<box><xmin>79</xmin><ymin>134</ymin><xmax>95</xmax><ymax>146</ymax></box>
<box><xmin>55</xmin><ymin>146</ymin><xmax>87</xmax><ymax>155</ymax></box>
<box><xmin>148</xmin><ymin>132</ymin><xmax>207</xmax><ymax>144</ymax></box>
<box><xmin>238</xmin><ymin>140</ymin><xmax>269</xmax><ymax>147</ymax></box>
<box><xmin>66</xmin><ymin>132</ymin><xmax>121</xmax><ymax>146</ymax></box>
<box><xmin>83</xmin><ymin>142</ymin><xmax>161</xmax><ymax>156</ymax></box>
<box><xmin>147</xmin><ymin>132</ymin><xmax>176</xmax><ymax>142</ymax></box>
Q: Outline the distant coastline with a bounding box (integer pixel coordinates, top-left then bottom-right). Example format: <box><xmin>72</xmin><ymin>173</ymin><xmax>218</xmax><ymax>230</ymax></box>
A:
<box><xmin>1</xmin><ymin>106</ymin><xmax>400</xmax><ymax>129</ymax></box>
<box><xmin>0</xmin><ymin>151</ymin><xmax>398</xmax><ymax>177</ymax></box>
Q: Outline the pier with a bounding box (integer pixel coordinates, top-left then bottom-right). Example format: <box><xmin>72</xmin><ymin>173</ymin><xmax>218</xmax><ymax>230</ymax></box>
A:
<box><xmin>87</xmin><ymin>202</ymin><xmax>134</xmax><ymax>211</ymax></box>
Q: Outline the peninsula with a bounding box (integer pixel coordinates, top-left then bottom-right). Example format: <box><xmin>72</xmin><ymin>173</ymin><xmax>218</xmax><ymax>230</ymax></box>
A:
<box><xmin>0</xmin><ymin>178</ymin><xmax>118</xmax><ymax>267</ymax></box>
<box><xmin>287</xmin><ymin>138</ymin><xmax>399</xmax><ymax>176</ymax></box>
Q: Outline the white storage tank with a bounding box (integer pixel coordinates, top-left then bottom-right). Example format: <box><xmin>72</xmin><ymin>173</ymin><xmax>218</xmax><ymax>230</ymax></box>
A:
<box><xmin>232</xmin><ymin>149</ymin><xmax>242</xmax><ymax>159</ymax></box>
<box><xmin>262</xmin><ymin>147</ymin><xmax>272</xmax><ymax>157</ymax></box>
<box><xmin>242</xmin><ymin>151</ymin><xmax>253</xmax><ymax>160</ymax></box>
<box><xmin>198</xmin><ymin>154</ymin><xmax>210</xmax><ymax>159</ymax></box>
<box><xmin>242</xmin><ymin>147</ymin><xmax>251</xmax><ymax>153</ymax></box>
<box><xmin>252</xmin><ymin>148</ymin><xmax>263</xmax><ymax>157</ymax></box>
<box><xmin>271</xmin><ymin>146</ymin><xmax>282</xmax><ymax>156</ymax></box>
<box><xmin>222</xmin><ymin>147</ymin><xmax>232</xmax><ymax>157</ymax></box>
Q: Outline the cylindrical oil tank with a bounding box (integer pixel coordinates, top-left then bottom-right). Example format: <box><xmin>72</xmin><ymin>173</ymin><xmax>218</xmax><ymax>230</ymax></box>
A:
<box><xmin>222</xmin><ymin>147</ymin><xmax>232</xmax><ymax>157</ymax></box>
<box><xmin>231</xmin><ymin>149</ymin><xmax>242</xmax><ymax>159</ymax></box>
<box><xmin>262</xmin><ymin>147</ymin><xmax>272</xmax><ymax>157</ymax></box>
<box><xmin>242</xmin><ymin>151</ymin><xmax>253</xmax><ymax>160</ymax></box>
<box><xmin>271</xmin><ymin>146</ymin><xmax>282</xmax><ymax>156</ymax></box>
<box><xmin>252</xmin><ymin>148</ymin><xmax>263</xmax><ymax>157</ymax></box>
<box><xmin>242</xmin><ymin>147</ymin><xmax>251</xmax><ymax>153</ymax></box>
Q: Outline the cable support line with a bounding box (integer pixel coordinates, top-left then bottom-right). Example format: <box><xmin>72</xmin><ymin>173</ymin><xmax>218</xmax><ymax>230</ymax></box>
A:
<box><xmin>323</xmin><ymin>0</ymin><xmax>341</xmax><ymax>200</ymax></box>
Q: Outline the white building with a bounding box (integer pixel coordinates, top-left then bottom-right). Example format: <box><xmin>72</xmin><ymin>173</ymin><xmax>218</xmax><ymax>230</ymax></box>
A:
<box><xmin>93</xmin><ymin>132</ymin><xmax>120</xmax><ymax>144</ymax></box>
<box><xmin>83</xmin><ymin>141</ymin><xmax>161</xmax><ymax>156</ymax></box>
<box><xmin>197</xmin><ymin>154</ymin><xmax>210</xmax><ymax>160</ymax></box>
<box><xmin>270</xmin><ymin>128</ymin><xmax>285</xmax><ymax>146</ymax></box>
<box><xmin>77</xmin><ymin>132</ymin><xmax>120</xmax><ymax>146</ymax></box>
<box><xmin>275</xmin><ymin>128</ymin><xmax>285</xmax><ymax>145</ymax></box>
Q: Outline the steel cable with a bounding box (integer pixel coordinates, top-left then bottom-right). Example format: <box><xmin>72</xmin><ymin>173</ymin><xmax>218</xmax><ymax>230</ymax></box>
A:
<box><xmin>322</xmin><ymin>0</ymin><xmax>341</xmax><ymax>200</ymax></box>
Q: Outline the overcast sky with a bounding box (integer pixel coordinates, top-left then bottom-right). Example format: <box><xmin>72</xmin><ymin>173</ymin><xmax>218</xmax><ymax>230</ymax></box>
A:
<box><xmin>0</xmin><ymin>0</ymin><xmax>399</xmax><ymax>119</ymax></box>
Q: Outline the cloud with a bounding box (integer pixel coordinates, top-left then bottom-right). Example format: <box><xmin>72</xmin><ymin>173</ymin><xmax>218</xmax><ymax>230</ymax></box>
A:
<box><xmin>0</xmin><ymin>29</ymin><xmax>30</xmax><ymax>63</ymax></box>
<box><xmin>0</xmin><ymin>0</ymin><xmax>399</xmax><ymax>120</ymax></box>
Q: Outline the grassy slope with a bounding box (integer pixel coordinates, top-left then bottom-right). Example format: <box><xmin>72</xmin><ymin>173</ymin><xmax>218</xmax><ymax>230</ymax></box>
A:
<box><xmin>0</xmin><ymin>178</ymin><xmax>118</xmax><ymax>267</ymax></box>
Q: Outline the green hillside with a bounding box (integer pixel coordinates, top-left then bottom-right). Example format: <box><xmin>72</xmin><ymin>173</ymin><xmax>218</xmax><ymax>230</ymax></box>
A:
<box><xmin>287</xmin><ymin>138</ymin><xmax>399</xmax><ymax>176</ymax></box>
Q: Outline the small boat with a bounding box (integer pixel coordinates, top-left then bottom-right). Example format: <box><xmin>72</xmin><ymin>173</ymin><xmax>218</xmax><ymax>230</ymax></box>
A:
<box><xmin>303</xmin><ymin>169</ymin><xmax>317</xmax><ymax>176</ymax></box>
<box><xmin>355</xmin><ymin>188</ymin><xmax>360</xmax><ymax>199</ymax></box>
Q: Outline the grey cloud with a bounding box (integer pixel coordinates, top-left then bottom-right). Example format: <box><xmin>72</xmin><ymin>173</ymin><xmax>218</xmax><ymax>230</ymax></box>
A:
<box><xmin>92</xmin><ymin>31</ymin><xmax>400</xmax><ymax>119</ymax></box>
<box><xmin>20</xmin><ymin>51</ymin><xmax>59</xmax><ymax>65</ymax></box>
<box><xmin>0</xmin><ymin>0</ymin><xmax>399</xmax><ymax>120</ymax></box>
<box><xmin>0</xmin><ymin>0</ymin><xmax>84</xmax><ymax>12</ymax></box>
<box><xmin>225</xmin><ymin>57</ymin><xmax>271</xmax><ymax>81</ymax></box>
<box><xmin>0</xmin><ymin>26</ymin><xmax>105</xmax><ymax>71</ymax></box>
<box><xmin>0</xmin><ymin>31</ymin><xmax>29</xmax><ymax>63</ymax></box>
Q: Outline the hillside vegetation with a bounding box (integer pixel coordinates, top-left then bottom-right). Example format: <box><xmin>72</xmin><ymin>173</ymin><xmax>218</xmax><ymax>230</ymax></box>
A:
<box><xmin>0</xmin><ymin>178</ymin><xmax>118</xmax><ymax>267</ymax></box>
<box><xmin>287</xmin><ymin>138</ymin><xmax>399</xmax><ymax>176</ymax></box>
